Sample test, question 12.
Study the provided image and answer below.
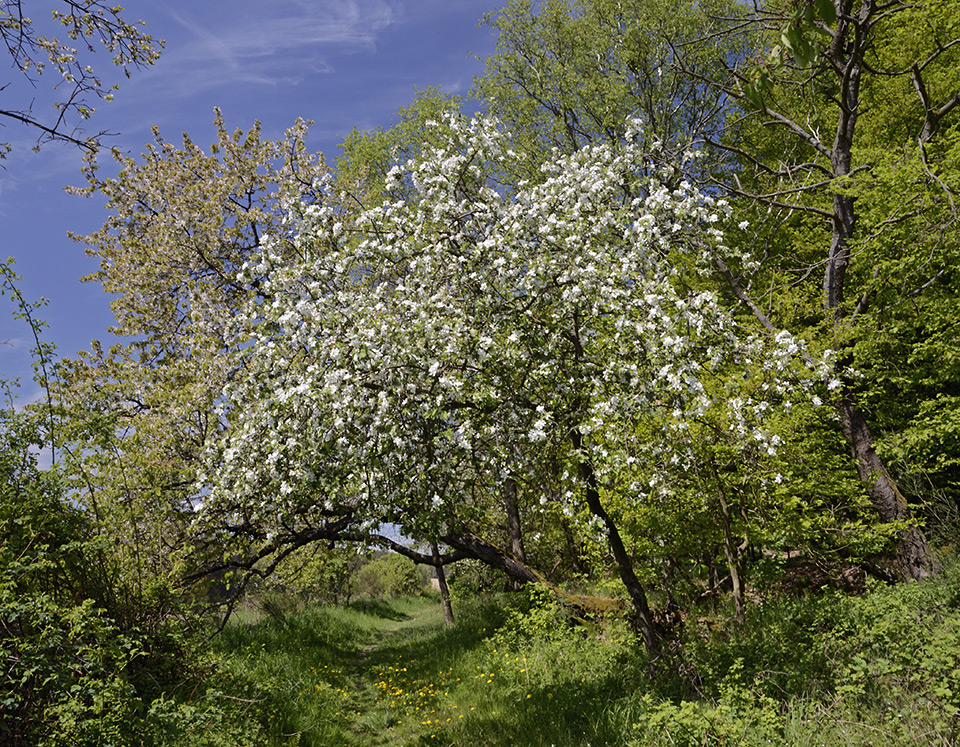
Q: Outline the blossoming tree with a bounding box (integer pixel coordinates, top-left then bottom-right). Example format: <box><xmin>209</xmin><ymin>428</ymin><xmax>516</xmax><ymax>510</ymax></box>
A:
<box><xmin>200</xmin><ymin>113</ymin><xmax>815</xmax><ymax>655</ymax></box>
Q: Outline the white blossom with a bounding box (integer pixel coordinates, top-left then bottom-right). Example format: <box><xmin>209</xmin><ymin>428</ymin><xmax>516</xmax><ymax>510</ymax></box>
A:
<box><xmin>198</xmin><ymin>112</ymin><xmax>820</xmax><ymax>543</ymax></box>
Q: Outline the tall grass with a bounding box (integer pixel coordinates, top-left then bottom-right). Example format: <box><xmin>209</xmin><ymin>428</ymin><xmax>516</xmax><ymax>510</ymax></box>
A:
<box><xmin>210</xmin><ymin>560</ymin><xmax>960</xmax><ymax>746</ymax></box>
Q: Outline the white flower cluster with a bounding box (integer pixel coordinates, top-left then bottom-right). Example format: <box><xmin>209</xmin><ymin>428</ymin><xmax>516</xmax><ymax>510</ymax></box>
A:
<box><xmin>198</xmin><ymin>113</ymin><xmax>812</xmax><ymax>538</ymax></box>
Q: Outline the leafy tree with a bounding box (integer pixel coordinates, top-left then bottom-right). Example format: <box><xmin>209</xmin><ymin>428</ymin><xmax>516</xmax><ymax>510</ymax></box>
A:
<box><xmin>335</xmin><ymin>91</ymin><xmax>876</xmax><ymax>624</ymax></box>
<box><xmin>475</xmin><ymin>0</ymin><xmax>744</xmax><ymax>184</ymax></box>
<box><xmin>57</xmin><ymin>112</ymin><xmax>330</xmax><ymax>589</ymax></box>
<box><xmin>0</xmin><ymin>0</ymin><xmax>160</xmax><ymax>153</ymax></box>
<box><xmin>336</xmin><ymin>87</ymin><xmax>464</xmax><ymax>206</ymax></box>
<box><xmin>704</xmin><ymin>0</ymin><xmax>960</xmax><ymax>579</ymax></box>
<box><xmin>267</xmin><ymin>542</ymin><xmax>364</xmax><ymax>606</ymax></box>
<box><xmin>352</xmin><ymin>553</ymin><xmax>427</xmax><ymax>600</ymax></box>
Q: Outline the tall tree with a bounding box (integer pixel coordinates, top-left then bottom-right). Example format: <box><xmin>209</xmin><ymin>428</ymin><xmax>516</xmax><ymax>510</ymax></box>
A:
<box><xmin>701</xmin><ymin>0</ymin><xmax>959</xmax><ymax>579</ymax></box>
<box><xmin>56</xmin><ymin>112</ymin><xmax>329</xmax><ymax>583</ymax></box>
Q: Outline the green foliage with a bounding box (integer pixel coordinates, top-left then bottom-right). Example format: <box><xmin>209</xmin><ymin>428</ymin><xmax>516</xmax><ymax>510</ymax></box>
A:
<box><xmin>268</xmin><ymin>542</ymin><xmax>364</xmax><ymax>606</ymax></box>
<box><xmin>649</xmin><ymin>560</ymin><xmax>960</xmax><ymax>745</ymax></box>
<box><xmin>486</xmin><ymin>584</ymin><xmax>633</xmax><ymax>691</ymax></box>
<box><xmin>824</xmin><ymin>570</ymin><xmax>960</xmax><ymax>738</ymax></box>
<box><xmin>0</xmin><ymin>409</ymin><xmax>267</xmax><ymax>745</ymax></box>
<box><xmin>741</xmin><ymin>0</ymin><xmax>837</xmax><ymax>106</ymax></box>
<box><xmin>351</xmin><ymin>553</ymin><xmax>427</xmax><ymax>601</ymax></box>
<box><xmin>1</xmin><ymin>401</ymin><xmax>152</xmax><ymax>743</ymax></box>
<box><xmin>629</xmin><ymin>685</ymin><xmax>784</xmax><ymax>747</ymax></box>
<box><xmin>58</xmin><ymin>112</ymin><xmax>331</xmax><ymax>595</ymax></box>
<box><xmin>7</xmin><ymin>0</ymin><xmax>960</xmax><ymax>741</ymax></box>
<box><xmin>0</xmin><ymin>269</ymin><xmax>264</xmax><ymax>746</ymax></box>
<box><xmin>447</xmin><ymin>558</ymin><xmax>511</xmax><ymax>601</ymax></box>
<box><xmin>847</xmin><ymin>129</ymin><xmax>960</xmax><ymax>510</ymax></box>
<box><xmin>500</xmin><ymin>584</ymin><xmax>574</xmax><ymax>637</ymax></box>
<box><xmin>475</xmin><ymin>0</ymin><xmax>743</xmax><ymax>182</ymax></box>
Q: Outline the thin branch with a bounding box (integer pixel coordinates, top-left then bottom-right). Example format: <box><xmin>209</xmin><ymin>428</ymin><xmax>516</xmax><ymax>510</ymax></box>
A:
<box><xmin>0</xmin><ymin>108</ymin><xmax>98</xmax><ymax>150</ymax></box>
<box><xmin>917</xmin><ymin>138</ymin><xmax>957</xmax><ymax>219</ymax></box>
<box><xmin>713</xmin><ymin>257</ymin><xmax>776</xmax><ymax>332</ymax></box>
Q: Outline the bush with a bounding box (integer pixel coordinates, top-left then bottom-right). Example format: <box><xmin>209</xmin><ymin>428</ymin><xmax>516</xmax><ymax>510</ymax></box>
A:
<box><xmin>351</xmin><ymin>553</ymin><xmax>426</xmax><ymax>600</ymax></box>
<box><xmin>0</xmin><ymin>396</ymin><xmax>261</xmax><ymax>745</ymax></box>
<box><xmin>0</xmin><ymin>405</ymin><xmax>149</xmax><ymax>744</ymax></box>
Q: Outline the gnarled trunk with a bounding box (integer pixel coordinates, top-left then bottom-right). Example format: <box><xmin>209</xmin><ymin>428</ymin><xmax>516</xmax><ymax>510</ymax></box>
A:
<box><xmin>838</xmin><ymin>397</ymin><xmax>938</xmax><ymax>580</ymax></box>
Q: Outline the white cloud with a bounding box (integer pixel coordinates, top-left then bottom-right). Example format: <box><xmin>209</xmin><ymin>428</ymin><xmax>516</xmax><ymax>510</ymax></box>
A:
<box><xmin>145</xmin><ymin>0</ymin><xmax>399</xmax><ymax>96</ymax></box>
<box><xmin>0</xmin><ymin>337</ymin><xmax>29</xmax><ymax>353</ymax></box>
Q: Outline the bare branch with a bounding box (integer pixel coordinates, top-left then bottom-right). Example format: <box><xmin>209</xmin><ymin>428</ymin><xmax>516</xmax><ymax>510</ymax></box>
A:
<box><xmin>0</xmin><ymin>107</ymin><xmax>99</xmax><ymax>150</ymax></box>
<box><xmin>713</xmin><ymin>257</ymin><xmax>776</xmax><ymax>332</ymax></box>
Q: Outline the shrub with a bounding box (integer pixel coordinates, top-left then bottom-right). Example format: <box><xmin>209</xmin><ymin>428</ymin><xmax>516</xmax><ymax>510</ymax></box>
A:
<box><xmin>351</xmin><ymin>553</ymin><xmax>426</xmax><ymax>600</ymax></box>
<box><xmin>0</xmin><ymin>395</ymin><xmax>262</xmax><ymax>745</ymax></box>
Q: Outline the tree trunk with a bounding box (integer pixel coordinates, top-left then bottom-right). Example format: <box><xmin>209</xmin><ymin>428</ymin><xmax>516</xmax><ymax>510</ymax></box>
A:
<box><xmin>562</xmin><ymin>519</ymin><xmax>588</xmax><ymax>577</ymax></box>
<box><xmin>838</xmin><ymin>397</ymin><xmax>939</xmax><ymax>580</ymax></box>
<box><xmin>823</xmin><ymin>111</ymin><xmax>938</xmax><ymax>580</ymax></box>
<box><xmin>743</xmin><ymin>2</ymin><xmax>942</xmax><ymax>583</ymax></box>
<box><xmin>503</xmin><ymin>475</ymin><xmax>527</xmax><ymax>591</ymax></box>
<box><xmin>571</xmin><ymin>428</ymin><xmax>661</xmax><ymax>660</ymax></box>
<box><xmin>442</xmin><ymin>531</ymin><xmax>546</xmax><ymax>585</ymax></box>
<box><xmin>715</xmin><ymin>481</ymin><xmax>746</xmax><ymax>625</ymax></box>
<box><xmin>431</xmin><ymin>542</ymin><xmax>455</xmax><ymax>625</ymax></box>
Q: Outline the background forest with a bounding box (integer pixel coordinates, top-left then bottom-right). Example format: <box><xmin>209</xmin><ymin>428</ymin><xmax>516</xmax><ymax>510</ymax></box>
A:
<box><xmin>3</xmin><ymin>0</ymin><xmax>960</xmax><ymax>744</ymax></box>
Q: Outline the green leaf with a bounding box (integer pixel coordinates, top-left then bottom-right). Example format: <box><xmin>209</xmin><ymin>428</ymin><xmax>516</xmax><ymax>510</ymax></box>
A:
<box><xmin>815</xmin><ymin>0</ymin><xmax>836</xmax><ymax>26</ymax></box>
<box><xmin>743</xmin><ymin>82</ymin><xmax>762</xmax><ymax>109</ymax></box>
<box><xmin>781</xmin><ymin>29</ymin><xmax>795</xmax><ymax>53</ymax></box>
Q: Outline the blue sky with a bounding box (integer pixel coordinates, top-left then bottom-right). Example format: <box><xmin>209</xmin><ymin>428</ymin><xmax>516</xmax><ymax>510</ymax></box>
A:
<box><xmin>1</xmin><ymin>0</ymin><xmax>499</xmax><ymax>395</ymax></box>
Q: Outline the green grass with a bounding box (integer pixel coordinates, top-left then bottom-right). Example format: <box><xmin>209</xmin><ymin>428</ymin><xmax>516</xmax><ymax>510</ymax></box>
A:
<box><xmin>208</xmin><ymin>564</ymin><xmax>960</xmax><ymax>746</ymax></box>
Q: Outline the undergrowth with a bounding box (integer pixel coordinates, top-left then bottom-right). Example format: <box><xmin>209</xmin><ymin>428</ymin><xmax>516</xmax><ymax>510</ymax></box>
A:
<box><xmin>203</xmin><ymin>557</ymin><xmax>960</xmax><ymax>746</ymax></box>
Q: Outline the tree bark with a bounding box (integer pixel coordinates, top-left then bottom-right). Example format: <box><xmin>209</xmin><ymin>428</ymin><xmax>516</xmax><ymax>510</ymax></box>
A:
<box><xmin>503</xmin><ymin>475</ymin><xmax>527</xmax><ymax>591</ymax></box>
<box><xmin>431</xmin><ymin>542</ymin><xmax>455</xmax><ymax>625</ymax></box>
<box><xmin>442</xmin><ymin>531</ymin><xmax>546</xmax><ymax>585</ymax></box>
<box><xmin>838</xmin><ymin>397</ymin><xmax>938</xmax><ymax>580</ymax></box>
<box><xmin>571</xmin><ymin>428</ymin><xmax>661</xmax><ymax>660</ymax></box>
<box><xmin>715</xmin><ymin>479</ymin><xmax>746</xmax><ymax>625</ymax></box>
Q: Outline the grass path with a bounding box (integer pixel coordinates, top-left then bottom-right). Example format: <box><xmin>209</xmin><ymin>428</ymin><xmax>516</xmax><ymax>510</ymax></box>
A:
<box><xmin>341</xmin><ymin>601</ymin><xmax>439</xmax><ymax>744</ymax></box>
<box><xmin>336</xmin><ymin>600</ymin><xmax>474</xmax><ymax>746</ymax></box>
<box><xmin>214</xmin><ymin>596</ymin><xmax>463</xmax><ymax>746</ymax></box>
<box><xmin>216</xmin><ymin>593</ymin><xmax>626</xmax><ymax>746</ymax></box>
<box><xmin>210</xmin><ymin>567</ymin><xmax>960</xmax><ymax>747</ymax></box>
